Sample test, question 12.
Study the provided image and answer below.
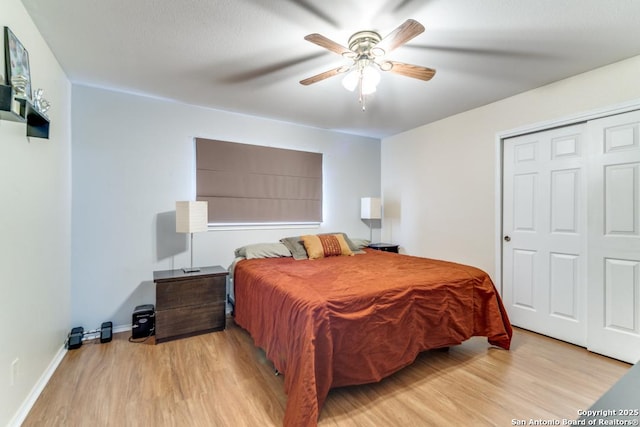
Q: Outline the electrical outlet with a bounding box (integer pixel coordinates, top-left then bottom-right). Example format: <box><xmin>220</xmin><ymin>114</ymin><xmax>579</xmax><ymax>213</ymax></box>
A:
<box><xmin>11</xmin><ymin>358</ymin><xmax>19</xmax><ymax>386</ymax></box>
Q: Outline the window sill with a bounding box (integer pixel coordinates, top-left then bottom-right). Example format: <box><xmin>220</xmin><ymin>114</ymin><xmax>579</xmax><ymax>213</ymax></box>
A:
<box><xmin>207</xmin><ymin>222</ymin><xmax>321</xmax><ymax>231</ymax></box>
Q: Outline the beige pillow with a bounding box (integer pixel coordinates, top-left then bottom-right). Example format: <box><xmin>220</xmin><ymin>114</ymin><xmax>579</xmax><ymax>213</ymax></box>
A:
<box><xmin>300</xmin><ymin>234</ymin><xmax>353</xmax><ymax>259</ymax></box>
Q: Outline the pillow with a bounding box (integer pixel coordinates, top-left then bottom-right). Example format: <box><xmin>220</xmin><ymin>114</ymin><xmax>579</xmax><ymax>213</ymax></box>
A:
<box><xmin>281</xmin><ymin>233</ymin><xmax>362</xmax><ymax>259</ymax></box>
<box><xmin>350</xmin><ymin>238</ymin><xmax>370</xmax><ymax>250</ymax></box>
<box><xmin>319</xmin><ymin>232</ymin><xmax>368</xmax><ymax>254</ymax></box>
<box><xmin>234</xmin><ymin>246</ymin><xmax>247</xmax><ymax>258</ymax></box>
<box><xmin>280</xmin><ymin>236</ymin><xmax>309</xmax><ymax>260</ymax></box>
<box><xmin>300</xmin><ymin>234</ymin><xmax>353</xmax><ymax>260</ymax></box>
<box><xmin>234</xmin><ymin>243</ymin><xmax>292</xmax><ymax>259</ymax></box>
<box><xmin>320</xmin><ymin>232</ymin><xmax>366</xmax><ymax>254</ymax></box>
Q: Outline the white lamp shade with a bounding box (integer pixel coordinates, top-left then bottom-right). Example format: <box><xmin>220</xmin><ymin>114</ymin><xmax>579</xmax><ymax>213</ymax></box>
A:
<box><xmin>361</xmin><ymin>197</ymin><xmax>382</xmax><ymax>220</ymax></box>
<box><xmin>342</xmin><ymin>70</ymin><xmax>359</xmax><ymax>92</ymax></box>
<box><xmin>342</xmin><ymin>67</ymin><xmax>381</xmax><ymax>94</ymax></box>
<box><xmin>176</xmin><ymin>201</ymin><xmax>208</xmax><ymax>233</ymax></box>
<box><xmin>360</xmin><ymin>67</ymin><xmax>380</xmax><ymax>95</ymax></box>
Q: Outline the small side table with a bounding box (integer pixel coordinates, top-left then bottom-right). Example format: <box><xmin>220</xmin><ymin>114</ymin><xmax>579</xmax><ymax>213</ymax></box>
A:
<box><xmin>153</xmin><ymin>265</ymin><xmax>228</xmax><ymax>343</ymax></box>
<box><xmin>368</xmin><ymin>243</ymin><xmax>399</xmax><ymax>253</ymax></box>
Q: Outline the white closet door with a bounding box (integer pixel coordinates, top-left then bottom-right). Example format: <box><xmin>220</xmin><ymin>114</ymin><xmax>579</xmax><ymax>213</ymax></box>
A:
<box><xmin>503</xmin><ymin>124</ymin><xmax>587</xmax><ymax>345</ymax></box>
<box><xmin>587</xmin><ymin>110</ymin><xmax>640</xmax><ymax>364</ymax></box>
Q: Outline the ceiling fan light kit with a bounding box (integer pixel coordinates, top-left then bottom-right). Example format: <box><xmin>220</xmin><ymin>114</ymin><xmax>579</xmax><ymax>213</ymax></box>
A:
<box><xmin>342</xmin><ymin>64</ymin><xmax>380</xmax><ymax>95</ymax></box>
<box><xmin>342</xmin><ymin>65</ymin><xmax>377</xmax><ymax>110</ymax></box>
<box><xmin>300</xmin><ymin>19</ymin><xmax>436</xmax><ymax>111</ymax></box>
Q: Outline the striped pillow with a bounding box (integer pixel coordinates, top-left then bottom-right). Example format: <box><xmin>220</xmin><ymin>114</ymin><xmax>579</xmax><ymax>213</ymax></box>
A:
<box><xmin>300</xmin><ymin>234</ymin><xmax>354</xmax><ymax>259</ymax></box>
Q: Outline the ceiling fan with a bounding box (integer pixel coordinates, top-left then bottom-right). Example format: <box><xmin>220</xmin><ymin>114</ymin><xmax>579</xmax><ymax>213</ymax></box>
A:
<box><xmin>300</xmin><ymin>19</ymin><xmax>436</xmax><ymax>110</ymax></box>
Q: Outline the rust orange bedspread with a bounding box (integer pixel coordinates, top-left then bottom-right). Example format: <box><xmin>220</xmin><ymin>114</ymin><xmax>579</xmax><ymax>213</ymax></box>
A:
<box><xmin>233</xmin><ymin>249</ymin><xmax>512</xmax><ymax>427</ymax></box>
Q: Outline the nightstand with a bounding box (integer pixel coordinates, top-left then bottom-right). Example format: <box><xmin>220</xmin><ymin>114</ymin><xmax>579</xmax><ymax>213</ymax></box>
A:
<box><xmin>368</xmin><ymin>243</ymin><xmax>399</xmax><ymax>253</ymax></box>
<box><xmin>153</xmin><ymin>265</ymin><xmax>228</xmax><ymax>343</ymax></box>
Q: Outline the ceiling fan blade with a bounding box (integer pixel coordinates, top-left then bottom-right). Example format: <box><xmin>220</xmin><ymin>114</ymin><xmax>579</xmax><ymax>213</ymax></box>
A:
<box><xmin>288</xmin><ymin>0</ymin><xmax>340</xmax><ymax>27</ymax></box>
<box><xmin>374</xmin><ymin>0</ymin><xmax>430</xmax><ymax>16</ymax></box>
<box><xmin>220</xmin><ymin>53</ymin><xmax>326</xmax><ymax>84</ymax></box>
<box><xmin>385</xmin><ymin>61</ymin><xmax>436</xmax><ymax>81</ymax></box>
<box><xmin>299</xmin><ymin>67</ymin><xmax>346</xmax><ymax>85</ymax></box>
<box><xmin>375</xmin><ymin>19</ymin><xmax>425</xmax><ymax>55</ymax></box>
<box><xmin>389</xmin><ymin>0</ymin><xmax>424</xmax><ymax>14</ymax></box>
<box><xmin>304</xmin><ymin>33</ymin><xmax>353</xmax><ymax>56</ymax></box>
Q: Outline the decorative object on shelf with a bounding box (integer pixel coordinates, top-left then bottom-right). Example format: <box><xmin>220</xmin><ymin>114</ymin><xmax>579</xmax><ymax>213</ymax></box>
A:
<box><xmin>4</xmin><ymin>27</ymin><xmax>32</xmax><ymax>101</ymax></box>
<box><xmin>10</xmin><ymin>74</ymin><xmax>28</xmax><ymax>98</ymax></box>
<box><xmin>32</xmin><ymin>88</ymin><xmax>42</xmax><ymax>109</ymax></box>
<box><xmin>361</xmin><ymin>197</ymin><xmax>382</xmax><ymax>241</ymax></box>
<box><xmin>175</xmin><ymin>201</ymin><xmax>208</xmax><ymax>273</ymax></box>
<box><xmin>32</xmin><ymin>88</ymin><xmax>50</xmax><ymax>117</ymax></box>
<box><xmin>39</xmin><ymin>97</ymin><xmax>50</xmax><ymax>117</ymax></box>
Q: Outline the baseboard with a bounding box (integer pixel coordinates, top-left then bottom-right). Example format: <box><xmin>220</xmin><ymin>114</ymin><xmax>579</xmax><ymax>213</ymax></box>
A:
<box><xmin>114</xmin><ymin>324</ymin><xmax>132</xmax><ymax>335</ymax></box>
<box><xmin>7</xmin><ymin>324</ymin><xmax>132</xmax><ymax>426</ymax></box>
<box><xmin>8</xmin><ymin>344</ymin><xmax>67</xmax><ymax>427</ymax></box>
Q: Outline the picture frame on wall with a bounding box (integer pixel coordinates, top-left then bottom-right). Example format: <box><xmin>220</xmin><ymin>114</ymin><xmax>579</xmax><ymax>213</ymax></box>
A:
<box><xmin>4</xmin><ymin>26</ymin><xmax>32</xmax><ymax>100</ymax></box>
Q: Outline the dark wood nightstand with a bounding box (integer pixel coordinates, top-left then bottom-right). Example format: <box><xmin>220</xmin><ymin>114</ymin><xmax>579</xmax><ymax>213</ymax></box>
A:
<box><xmin>368</xmin><ymin>243</ymin><xmax>399</xmax><ymax>253</ymax></box>
<box><xmin>153</xmin><ymin>265</ymin><xmax>228</xmax><ymax>343</ymax></box>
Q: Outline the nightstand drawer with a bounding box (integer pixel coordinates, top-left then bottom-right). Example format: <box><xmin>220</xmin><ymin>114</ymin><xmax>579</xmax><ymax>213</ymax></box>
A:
<box><xmin>155</xmin><ymin>301</ymin><xmax>226</xmax><ymax>343</ymax></box>
<box><xmin>368</xmin><ymin>243</ymin><xmax>399</xmax><ymax>253</ymax></box>
<box><xmin>156</xmin><ymin>276</ymin><xmax>225</xmax><ymax>310</ymax></box>
<box><xmin>153</xmin><ymin>265</ymin><xmax>229</xmax><ymax>344</ymax></box>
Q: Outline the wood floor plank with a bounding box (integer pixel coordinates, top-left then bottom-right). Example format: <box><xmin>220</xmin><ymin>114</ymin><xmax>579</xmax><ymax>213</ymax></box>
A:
<box><xmin>22</xmin><ymin>320</ymin><xmax>630</xmax><ymax>426</ymax></box>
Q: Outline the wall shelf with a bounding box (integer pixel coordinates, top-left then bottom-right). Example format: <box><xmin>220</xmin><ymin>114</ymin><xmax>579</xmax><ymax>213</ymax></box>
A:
<box><xmin>0</xmin><ymin>84</ymin><xmax>25</xmax><ymax>122</ymax></box>
<box><xmin>0</xmin><ymin>84</ymin><xmax>50</xmax><ymax>139</ymax></box>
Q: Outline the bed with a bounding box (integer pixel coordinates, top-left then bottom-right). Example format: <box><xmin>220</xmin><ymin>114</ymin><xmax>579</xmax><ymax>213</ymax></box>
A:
<box><xmin>232</xmin><ymin>237</ymin><xmax>512</xmax><ymax>427</ymax></box>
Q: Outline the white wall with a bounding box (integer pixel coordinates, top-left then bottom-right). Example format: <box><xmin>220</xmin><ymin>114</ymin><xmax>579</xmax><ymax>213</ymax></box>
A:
<box><xmin>0</xmin><ymin>0</ymin><xmax>72</xmax><ymax>425</ymax></box>
<box><xmin>71</xmin><ymin>85</ymin><xmax>381</xmax><ymax>330</ymax></box>
<box><xmin>381</xmin><ymin>55</ymin><xmax>640</xmax><ymax>280</ymax></box>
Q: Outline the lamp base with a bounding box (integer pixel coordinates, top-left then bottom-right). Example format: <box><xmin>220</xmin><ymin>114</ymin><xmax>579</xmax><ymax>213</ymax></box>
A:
<box><xmin>182</xmin><ymin>267</ymin><xmax>201</xmax><ymax>273</ymax></box>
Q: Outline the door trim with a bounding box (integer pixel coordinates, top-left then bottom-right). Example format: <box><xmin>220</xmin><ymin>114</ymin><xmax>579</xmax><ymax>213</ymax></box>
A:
<box><xmin>494</xmin><ymin>97</ymin><xmax>640</xmax><ymax>296</ymax></box>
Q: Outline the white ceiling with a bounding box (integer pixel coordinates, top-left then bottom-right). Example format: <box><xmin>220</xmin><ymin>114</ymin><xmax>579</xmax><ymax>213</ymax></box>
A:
<box><xmin>20</xmin><ymin>0</ymin><xmax>640</xmax><ymax>139</ymax></box>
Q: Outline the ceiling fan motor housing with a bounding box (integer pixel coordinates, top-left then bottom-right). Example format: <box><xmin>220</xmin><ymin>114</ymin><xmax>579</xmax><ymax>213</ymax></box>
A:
<box><xmin>348</xmin><ymin>31</ymin><xmax>382</xmax><ymax>56</ymax></box>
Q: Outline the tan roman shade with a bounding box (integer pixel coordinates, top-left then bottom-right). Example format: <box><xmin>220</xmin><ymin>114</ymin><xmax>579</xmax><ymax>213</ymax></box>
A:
<box><xmin>195</xmin><ymin>138</ymin><xmax>323</xmax><ymax>224</ymax></box>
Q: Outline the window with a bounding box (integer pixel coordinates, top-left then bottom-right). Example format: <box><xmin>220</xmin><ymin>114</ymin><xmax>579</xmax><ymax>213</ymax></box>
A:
<box><xmin>195</xmin><ymin>138</ymin><xmax>323</xmax><ymax>224</ymax></box>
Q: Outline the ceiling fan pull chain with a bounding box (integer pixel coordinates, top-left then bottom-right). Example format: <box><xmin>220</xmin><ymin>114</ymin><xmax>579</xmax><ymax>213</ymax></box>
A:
<box><xmin>358</xmin><ymin>73</ymin><xmax>366</xmax><ymax>111</ymax></box>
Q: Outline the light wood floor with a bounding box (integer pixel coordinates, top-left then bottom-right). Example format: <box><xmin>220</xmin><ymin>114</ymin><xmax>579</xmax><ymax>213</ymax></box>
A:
<box><xmin>23</xmin><ymin>319</ymin><xmax>630</xmax><ymax>427</ymax></box>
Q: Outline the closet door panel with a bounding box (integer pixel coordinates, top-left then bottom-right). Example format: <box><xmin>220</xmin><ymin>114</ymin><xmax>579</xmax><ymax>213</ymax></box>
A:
<box><xmin>588</xmin><ymin>110</ymin><xmax>640</xmax><ymax>364</ymax></box>
<box><xmin>549</xmin><ymin>252</ymin><xmax>579</xmax><ymax>321</ymax></box>
<box><xmin>503</xmin><ymin>124</ymin><xmax>587</xmax><ymax>345</ymax></box>
<box><xmin>604</xmin><ymin>259</ymin><xmax>639</xmax><ymax>333</ymax></box>
<box><xmin>605</xmin><ymin>163</ymin><xmax>639</xmax><ymax>236</ymax></box>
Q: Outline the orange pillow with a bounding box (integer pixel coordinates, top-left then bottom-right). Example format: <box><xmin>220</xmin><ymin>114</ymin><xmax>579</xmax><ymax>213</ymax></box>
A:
<box><xmin>300</xmin><ymin>234</ymin><xmax>354</xmax><ymax>259</ymax></box>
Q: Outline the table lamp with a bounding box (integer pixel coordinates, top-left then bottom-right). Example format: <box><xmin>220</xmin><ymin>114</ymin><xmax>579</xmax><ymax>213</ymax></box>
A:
<box><xmin>176</xmin><ymin>201</ymin><xmax>208</xmax><ymax>273</ymax></box>
<box><xmin>361</xmin><ymin>197</ymin><xmax>381</xmax><ymax>242</ymax></box>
